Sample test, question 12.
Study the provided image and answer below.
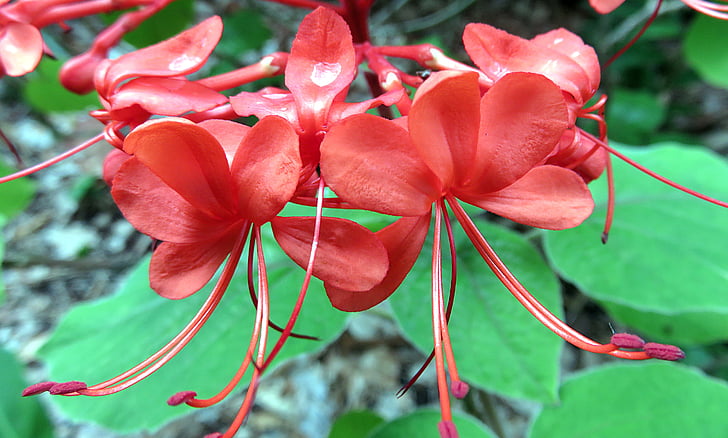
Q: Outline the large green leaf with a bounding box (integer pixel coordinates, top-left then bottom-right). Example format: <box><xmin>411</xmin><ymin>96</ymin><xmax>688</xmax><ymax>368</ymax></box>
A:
<box><xmin>529</xmin><ymin>362</ymin><xmax>728</xmax><ymax>438</ymax></box>
<box><xmin>38</xmin><ymin>233</ymin><xmax>348</xmax><ymax>432</ymax></box>
<box><xmin>543</xmin><ymin>143</ymin><xmax>728</xmax><ymax>344</ymax></box>
<box><xmin>390</xmin><ymin>216</ymin><xmax>563</xmax><ymax>403</ymax></box>
<box><xmin>684</xmin><ymin>14</ymin><xmax>728</xmax><ymax>89</ymax></box>
<box><xmin>0</xmin><ymin>348</ymin><xmax>54</xmax><ymax>438</ymax></box>
<box><xmin>368</xmin><ymin>409</ymin><xmax>496</xmax><ymax>438</ymax></box>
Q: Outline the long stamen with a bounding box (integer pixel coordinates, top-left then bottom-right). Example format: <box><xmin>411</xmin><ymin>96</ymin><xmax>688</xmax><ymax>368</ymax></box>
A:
<box><xmin>432</xmin><ymin>200</ymin><xmax>458</xmax><ymax>436</ymax></box>
<box><xmin>178</xmin><ymin>227</ymin><xmax>269</xmax><ymax>409</ymax></box>
<box><xmin>446</xmin><ymin>197</ymin><xmax>657</xmax><ymax>360</ymax></box>
<box><xmin>580</xmin><ymin>130</ymin><xmax>728</xmax><ymax>209</ymax></box>
<box><xmin>214</xmin><ymin>226</ymin><xmax>271</xmax><ymax>438</ymax></box>
<box><xmin>261</xmin><ymin>177</ymin><xmax>326</xmax><ymax>371</ymax></box>
<box><xmin>51</xmin><ymin>225</ymin><xmax>251</xmax><ymax>397</ymax></box>
<box><xmin>0</xmin><ymin>133</ymin><xmax>104</xmax><ymax>185</ymax></box>
<box><xmin>603</xmin><ymin>0</ymin><xmax>665</xmax><ymax>70</ymax></box>
<box><xmin>245</xmin><ymin>231</ymin><xmax>319</xmax><ymax>341</ymax></box>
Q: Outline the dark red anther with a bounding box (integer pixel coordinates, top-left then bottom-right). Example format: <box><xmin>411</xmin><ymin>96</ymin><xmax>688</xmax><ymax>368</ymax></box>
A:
<box><xmin>450</xmin><ymin>380</ymin><xmax>469</xmax><ymax>399</ymax></box>
<box><xmin>644</xmin><ymin>342</ymin><xmax>685</xmax><ymax>361</ymax></box>
<box><xmin>22</xmin><ymin>381</ymin><xmax>56</xmax><ymax>396</ymax></box>
<box><xmin>204</xmin><ymin>433</ymin><xmax>223</xmax><ymax>438</ymax></box>
<box><xmin>49</xmin><ymin>381</ymin><xmax>87</xmax><ymax>395</ymax></box>
<box><xmin>167</xmin><ymin>391</ymin><xmax>197</xmax><ymax>406</ymax></box>
<box><xmin>437</xmin><ymin>420</ymin><xmax>459</xmax><ymax>438</ymax></box>
<box><xmin>610</xmin><ymin>333</ymin><xmax>645</xmax><ymax>349</ymax></box>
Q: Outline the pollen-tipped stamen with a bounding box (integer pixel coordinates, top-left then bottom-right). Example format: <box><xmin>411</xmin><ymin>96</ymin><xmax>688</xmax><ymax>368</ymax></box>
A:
<box><xmin>51</xmin><ymin>226</ymin><xmax>250</xmax><ymax>397</ymax></box>
<box><xmin>446</xmin><ymin>197</ymin><xmax>654</xmax><ymax>360</ymax></box>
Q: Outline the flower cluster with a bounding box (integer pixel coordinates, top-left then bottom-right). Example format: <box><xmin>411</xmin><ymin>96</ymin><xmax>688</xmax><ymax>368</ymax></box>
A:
<box><xmin>7</xmin><ymin>1</ymin><xmax>725</xmax><ymax>437</ymax></box>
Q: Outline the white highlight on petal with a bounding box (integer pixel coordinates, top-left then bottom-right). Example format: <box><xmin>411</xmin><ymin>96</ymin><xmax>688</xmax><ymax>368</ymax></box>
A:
<box><xmin>310</xmin><ymin>62</ymin><xmax>341</xmax><ymax>87</ymax></box>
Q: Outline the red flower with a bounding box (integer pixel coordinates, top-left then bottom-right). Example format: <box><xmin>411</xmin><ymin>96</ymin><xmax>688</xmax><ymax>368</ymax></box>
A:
<box><xmin>321</xmin><ymin>70</ymin><xmax>597</xmax><ymax>433</ymax></box>
<box><xmin>230</xmin><ymin>7</ymin><xmax>402</xmax><ymax>174</ymax></box>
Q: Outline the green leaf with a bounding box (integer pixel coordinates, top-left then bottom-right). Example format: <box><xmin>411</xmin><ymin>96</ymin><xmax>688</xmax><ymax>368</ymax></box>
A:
<box><xmin>218</xmin><ymin>9</ymin><xmax>272</xmax><ymax>54</ymax></box>
<box><xmin>543</xmin><ymin>143</ymin><xmax>728</xmax><ymax>345</ymax></box>
<box><xmin>390</xmin><ymin>216</ymin><xmax>563</xmax><ymax>403</ymax></box>
<box><xmin>39</xmin><ymin>235</ymin><xmax>348</xmax><ymax>432</ymax></box>
<box><xmin>23</xmin><ymin>58</ymin><xmax>99</xmax><ymax>112</ymax></box>
<box><xmin>0</xmin><ymin>348</ymin><xmax>54</xmax><ymax>438</ymax></box>
<box><xmin>368</xmin><ymin>409</ymin><xmax>496</xmax><ymax>438</ymax></box>
<box><xmin>0</xmin><ymin>161</ymin><xmax>36</xmax><ymax>221</ymax></box>
<box><xmin>605</xmin><ymin>88</ymin><xmax>666</xmax><ymax>144</ymax></box>
<box><xmin>329</xmin><ymin>410</ymin><xmax>385</xmax><ymax>438</ymax></box>
<box><xmin>684</xmin><ymin>14</ymin><xmax>728</xmax><ymax>89</ymax></box>
<box><xmin>530</xmin><ymin>362</ymin><xmax>728</xmax><ymax>438</ymax></box>
<box><xmin>105</xmin><ymin>0</ymin><xmax>195</xmax><ymax>49</ymax></box>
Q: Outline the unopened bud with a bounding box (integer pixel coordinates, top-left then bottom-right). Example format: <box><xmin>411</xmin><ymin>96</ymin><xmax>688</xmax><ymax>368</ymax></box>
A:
<box><xmin>644</xmin><ymin>343</ymin><xmax>685</xmax><ymax>361</ymax></box>
<box><xmin>610</xmin><ymin>333</ymin><xmax>645</xmax><ymax>349</ymax></box>
<box><xmin>60</xmin><ymin>49</ymin><xmax>107</xmax><ymax>94</ymax></box>
<box><xmin>49</xmin><ymin>381</ymin><xmax>87</xmax><ymax>395</ymax></box>
<box><xmin>167</xmin><ymin>391</ymin><xmax>197</xmax><ymax>406</ymax></box>
<box><xmin>22</xmin><ymin>381</ymin><xmax>56</xmax><ymax>396</ymax></box>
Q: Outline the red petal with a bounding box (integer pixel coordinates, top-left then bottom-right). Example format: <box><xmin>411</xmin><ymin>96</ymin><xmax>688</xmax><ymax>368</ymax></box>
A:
<box><xmin>111</xmin><ymin>78</ymin><xmax>227</xmax><ymax>115</ymax></box>
<box><xmin>149</xmin><ymin>236</ymin><xmax>237</xmax><ymax>299</ymax></box>
<box><xmin>460</xmin><ymin>72</ymin><xmax>568</xmax><ymax>194</ymax></box>
<box><xmin>320</xmin><ymin>113</ymin><xmax>441</xmax><ymax>216</ymax></box>
<box><xmin>327</xmin><ymin>88</ymin><xmax>406</xmax><ymax>123</ymax></box>
<box><xmin>198</xmin><ymin>119</ymin><xmax>251</xmax><ymax>165</ymax></box>
<box><xmin>99</xmin><ymin>16</ymin><xmax>222</xmax><ymax>94</ymax></box>
<box><xmin>112</xmin><ymin>158</ymin><xmax>230</xmax><ymax>243</ymax></box>
<box><xmin>285</xmin><ymin>7</ymin><xmax>356</xmax><ymax>131</ymax></box>
<box><xmin>122</xmin><ymin>118</ymin><xmax>236</xmax><ymax>218</ymax></box>
<box><xmin>229</xmin><ymin>88</ymin><xmax>299</xmax><ymax>125</ymax></box>
<box><xmin>463</xmin><ymin>23</ymin><xmax>592</xmax><ymax>104</ymax></box>
<box><xmin>456</xmin><ymin>165</ymin><xmax>594</xmax><ymax>230</ymax></box>
<box><xmin>326</xmin><ymin>214</ymin><xmax>430</xmax><ymax>311</ymax></box>
<box><xmin>589</xmin><ymin>0</ymin><xmax>626</xmax><ymax>14</ymax></box>
<box><xmin>408</xmin><ymin>71</ymin><xmax>481</xmax><ymax>188</ymax></box>
<box><xmin>231</xmin><ymin>116</ymin><xmax>301</xmax><ymax>224</ymax></box>
<box><xmin>531</xmin><ymin>29</ymin><xmax>600</xmax><ymax>103</ymax></box>
<box><xmin>0</xmin><ymin>23</ymin><xmax>43</xmax><ymax>76</ymax></box>
<box><xmin>271</xmin><ymin>216</ymin><xmax>389</xmax><ymax>292</ymax></box>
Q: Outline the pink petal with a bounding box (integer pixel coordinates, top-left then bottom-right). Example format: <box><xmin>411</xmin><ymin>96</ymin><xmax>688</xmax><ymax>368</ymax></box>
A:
<box><xmin>198</xmin><ymin>119</ymin><xmax>251</xmax><ymax>165</ymax></box>
<box><xmin>0</xmin><ymin>23</ymin><xmax>43</xmax><ymax>76</ymax></box>
<box><xmin>456</xmin><ymin>165</ymin><xmax>594</xmax><ymax>230</ymax></box>
<box><xmin>231</xmin><ymin>116</ymin><xmax>301</xmax><ymax>224</ymax></box>
<box><xmin>321</xmin><ymin>114</ymin><xmax>441</xmax><ymax>216</ymax></box>
<box><xmin>102</xmin><ymin>148</ymin><xmax>132</xmax><ymax>186</ymax></box>
<box><xmin>122</xmin><ymin>118</ymin><xmax>236</xmax><ymax>218</ymax></box>
<box><xmin>111</xmin><ymin>78</ymin><xmax>227</xmax><ymax>115</ymax></box>
<box><xmin>463</xmin><ymin>23</ymin><xmax>592</xmax><ymax>104</ymax></box>
<box><xmin>326</xmin><ymin>214</ymin><xmax>430</xmax><ymax>311</ymax></box>
<box><xmin>285</xmin><ymin>7</ymin><xmax>356</xmax><ymax>132</ymax></box>
<box><xmin>149</xmin><ymin>236</ymin><xmax>237</xmax><ymax>299</ymax></box>
<box><xmin>460</xmin><ymin>72</ymin><xmax>568</xmax><ymax>194</ymax></box>
<box><xmin>99</xmin><ymin>16</ymin><xmax>222</xmax><ymax>95</ymax></box>
<box><xmin>531</xmin><ymin>29</ymin><xmax>600</xmax><ymax>103</ymax></box>
<box><xmin>589</xmin><ymin>0</ymin><xmax>626</xmax><ymax>14</ymax></box>
<box><xmin>271</xmin><ymin>216</ymin><xmax>389</xmax><ymax>292</ymax></box>
<box><xmin>408</xmin><ymin>71</ymin><xmax>481</xmax><ymax>188</ymax></box>
<box><xmin>230</xmin><ymin>88</ymin><xmax>299</xmax><ymax>125</ymax></box>
<box><xmin>111</xmin><ymin>158</ymin><xmax>232</xmax><ymax>243</ymax></box>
